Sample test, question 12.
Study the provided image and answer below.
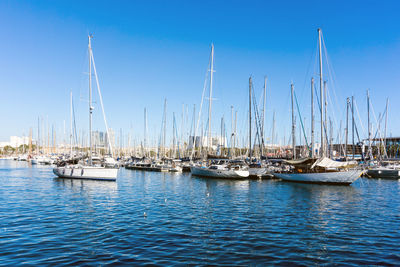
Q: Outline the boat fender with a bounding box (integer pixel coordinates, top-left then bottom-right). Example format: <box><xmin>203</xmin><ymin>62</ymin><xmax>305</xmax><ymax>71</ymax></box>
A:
<box><xmin>62</xmin><ymin>169</ymin><xmax>65</xmax><ymax>175</ymax></box>
<box><xmin>81</xmin><ymin>169</ymin><xmax>84</xmax><ymax>176</ymax></box>
<box><xmin>71</xmin><ymin>168</ymin><xmax>74</xmax><ymax>176</ymax></box>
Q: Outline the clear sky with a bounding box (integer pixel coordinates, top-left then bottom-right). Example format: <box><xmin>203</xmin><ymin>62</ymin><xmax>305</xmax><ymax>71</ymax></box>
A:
<box><xmin>0</xmin><ymin>0</ymin><xmax>399</xmax><ymax>147</ymax></box>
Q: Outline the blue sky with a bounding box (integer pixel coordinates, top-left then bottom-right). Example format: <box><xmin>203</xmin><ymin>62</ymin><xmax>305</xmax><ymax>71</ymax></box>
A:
<box><xmin>0</xmin><ymin>0</ymin><xmax>399</xmax><ymax>146</ymax></box>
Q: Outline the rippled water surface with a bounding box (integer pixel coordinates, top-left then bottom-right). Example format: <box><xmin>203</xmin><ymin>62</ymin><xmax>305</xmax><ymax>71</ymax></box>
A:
<box><xmin>1</xmin><ymin>160</ymin><xmax>399</xmax><ymax>265</ymax></box>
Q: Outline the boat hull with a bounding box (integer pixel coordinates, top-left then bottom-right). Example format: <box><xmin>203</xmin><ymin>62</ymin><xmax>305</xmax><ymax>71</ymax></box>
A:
<box><xmin>367</xmin><ymin>169</ymin><xmax>400</xmax><ymax>179</ymax></box>
<box><xmin>273</xmin><ymin>170</ymin><xmax>363</xmax><ymax>185</ymax></box>
<box><xmin>53</xmin><ymin>166</ymin><xmax>118</xmax><ymax>181</ymax></box>
<box><xmin>249</xmin><ymin>167</ymin><xmax>267</xmax><ymax>177</ymax></box>
<box><xmin>190</xmin><ymin>166</ymin><xmax>249</xmax><ymax>179</ymax></box>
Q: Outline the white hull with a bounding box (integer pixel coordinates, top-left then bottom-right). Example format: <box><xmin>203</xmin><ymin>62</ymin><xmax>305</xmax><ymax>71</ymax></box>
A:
<box><xmin>191</xmin><ymin>166</ymin><xmax>249</xmax><ymax>179</ymax></box>
<box><xmin>273</xmin><ymin>170</ymin><xmax>363</xmax><ymax>185</ymax></box>
<box><xmin>170</xmin><ymin>166</ymin><xmax>182</xmax><ymax>172</ymax></box>
<box><xmin>249</xmin><ymin>167</ymin><xmax>267</xmax><ymax>177</ymax></box>
<box><xmin>53</xmin><ymin>166</ymin><xmax>118</xmax><ymax>181</ymax></box>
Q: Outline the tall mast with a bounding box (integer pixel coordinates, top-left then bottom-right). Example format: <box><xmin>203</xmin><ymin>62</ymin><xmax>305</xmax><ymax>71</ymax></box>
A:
<box><xmin>191</xmin><ymin>104</ymin><xmax>196</xmax><ymax>157</ymax></box>
<box><xmin>291</xmin><ymin>83</ymin><xmax>296</xmax><ymax>159</ymax></box>
<box><xmin>181</xmin><ymin>104</ymin><xmax>184</xmax><ymax>158</ymax></box>
<box><xmin>163</xmin><ymin>99</ymin><xmax>167</xmax><ymax>158</ymax></box>
<box><xmin>208</xmin><ymin>44</ymin><xmax>214</xmax><ymax>153</ymax></box>
<box><xmin>318</xmin><ymin>28</ymin><xmax>324</xmax><ymax>157</ymax></box>
<box><xmin>234</xmin><ymin>111</ymin><xmax>237</xmax><ymax>154</ymax></box>
<box><xmin>384</xmin><ymin>98</ymin><xmax>389</xmax><ymax>158</ymax></box>
<box><xmin>311</xmin><ymin>77</ymin><xmax>315</xmax><ymax>157</ymax></box>
<box><xmin>220</xmin><ymin>116</ymin><xmax>224</xmax><ymax>155</ymax></box>
<box><xmin>249</xmin><ymin>77</ymin><xmax>252</xmax><ymax>159</ymax></box>
<box><xmin>53</xmin><ymin>125</ymin><xmax>56</xmax><ymax>154</ymax></box>
<box><xmin>70</xmin><ymin>91</ymin><xmax>73</xmax><ymax>157</ymax></box>
<box><xmin>231</xmin><ymin>105</ymin><xmax>234</xmax><ymax>156</ymax></box>
<box><xmin>37</xmin><ymin>117</ymin><xmax>40</xmax><ymax>154</ymax></box>
<box><xmin>352</xmin><ymin>96</ymin><xmax>355</xmax><ymax>160</ymax></box>
<box><xmin>272</xmin><ymin>110</ymin><xmax>276</xmax><ymax>155</ymax></box>
<box><xmin>324</xmin><ymin>80</ymin><xmax>327</xmax><ymax>155</ymax></box>
<box><xmin>262</xmin><ymin>76</ymin><xmax>267</xmax><ymax>150</ymax></box>
<box><xmin>367</xmin><ymin>89</ymin><xmax>371</xmax><ymax>159</ymax></box>
<box><xmin>173</xmin><ymin>112</ymin><xmax>176</xmax><ymax>158</ymax></box>
<box><xmin>88</xmin><ymin>35</ymin><xmax>93</xmax><ymax>165</ymax></box>
<box><xmin>329</xmin><ymin>118</ymin><xmax>333</xmax><ymax>157</ymax></box>
<box><xmin>144</xmin><ymin>108</ymin><xmax>147</xmax><ymax>157</ymax></box>
<box><xmin>345</xmin><ymin>97</ymin><xmax>349</xmax><ymax>159</ymax></box>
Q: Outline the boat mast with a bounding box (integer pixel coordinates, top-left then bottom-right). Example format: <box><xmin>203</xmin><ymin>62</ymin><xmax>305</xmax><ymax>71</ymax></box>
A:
<box><xmin>37</xmin><ymin>117</ymin><xmax>40</xmax><ymax>155</ymax></box>
<box><xmin>173</xmin><ymin>112</ymin><xmax>176</xmax><ymax>158</ymax></box>
<box><xmin>220</xmin><ymin>116</ymin><xmax>224</xmax><ymax>155</ymax></box>
<box><xmin>249</xmin><ymin>77</ymin><xmax>252</xmax><ymax>159</ymax></box>
<box><xmin>181</xmin><ymin>104</ymin><xmax>184</xmax><ymax>158</ymax></box>
<box><xmin>234</xmin><ymin>111</ymin><xmax>237</xmax><ymax>155</ymax></box>
<box><xmin>318</xmin><ymin>28</ymin><xmax>324</xmax><ymax>157</ymax></box>
<box><xmin>367</xmin><ymin>89</ymin><xmax>371</xmax><ymax>159</ymax></box>
<box><xmin>262</xmin><ymin>76</ymin><xmax>267</xmax><ymax>156</ymax></box>
<box><xmin>163</xmin><ymin>99</ymin><xmax>167</xmax><ymax>158</ymax></box>
<box><xmin>352</xmin><ymin>96</ymin><xmax>355</xmax><ymax>160</ymax></box>
<box><xmin>191</xmin><ymin>104</ymin><xmax>196</xmax><ymax>158</ymax></box>
<box><xmin>311</xmin><ymin>77</ymin><xmax>314</xmax><ymax>157</ymax></box>
<box><xmin>272</xmin><ymin>110</ymin><xmax>276</xmax><ymax>156</ymax></box>
<box><xmin>384</xmin><ymin>98</ymin><xmax>389</xmax><ymax>158</ymax></box>
<box><xmin>144</xmin><ymin>108</ymin><xmax>147</xmax><ymax>157</ymax></box>
<box><xmin>345</xmin><ymin>97</ymin><xmax>349</xmax><ymax>159</ymax></box>
<box><xmin>70</xmin><ymin>91</ymin><xmax>73</xmax><ymax>158</ymax></box>
<box><xmin>88</xmin><ymin>35</ymin><xmax>93</xmax><ymax>165</ymax></box>
<box><xmin>291</xmin><ymin>83</ymin><xmax>296</xmax><ymax>159</ymax></box>
<box><xmin>230</xmin><ymin>106</ymin><xmax>234</xmax><ymax>157</ymax></box>
<box><xmin>324</xmin><ymin>81</ymin><xmax>327</xmax><ymax>154</ymax></box>
<box><xmin>329</xmin><ymin>118</ymin><xmax>333</xmax><ymax>157</ymax></box>
<box><xmin>208</xmin><ymin>44</ymin><xmax>214</xmax><ymax>154</ymax></box>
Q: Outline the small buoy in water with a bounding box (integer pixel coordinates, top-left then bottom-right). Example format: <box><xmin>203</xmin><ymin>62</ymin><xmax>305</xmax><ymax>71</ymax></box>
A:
<box><xmin>206</xmin><ymin>192</ymin><xmax>210</xmax><ymax>197</ymax></box>
<box><xmin>164</xmin><ymin>198</ymin><xmax>167</xmax><ymax>203</ymax></box>
<box><xmin>143</xmin><ymin>212</ymin><xmax>147</xmax><ymax>217</ymax></box>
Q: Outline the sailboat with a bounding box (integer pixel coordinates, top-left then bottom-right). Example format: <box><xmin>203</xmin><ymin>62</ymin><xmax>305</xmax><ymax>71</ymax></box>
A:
<box><xmin>273</xmin><ymin>29</ymin><xmax>363</xmax><ymax>185</ymax></box>
<box><xmin>189</xmin><ymin>44</ymin><xmax>250</xmax><ymax>179</ymax></box>
<box><xmin>53</xmin><ymin>35</ymin><xmax>119</xmax><ymax>181</ymax></box>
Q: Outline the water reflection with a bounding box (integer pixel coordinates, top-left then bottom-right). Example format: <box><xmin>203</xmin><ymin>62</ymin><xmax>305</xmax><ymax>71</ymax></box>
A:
<box><xmin>54</xmin><ymin>177</ymin><xmax>118</xmax><ymax>193</ymax></box>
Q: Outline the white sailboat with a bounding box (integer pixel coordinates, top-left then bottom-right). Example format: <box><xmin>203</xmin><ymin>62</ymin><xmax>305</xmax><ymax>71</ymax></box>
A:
<box><xmin>273</xmin><ymin>29</ymin><xmax>363</xmax><ymax>185</ymax></box>
<box><xmin>191</xmin><ymin>160</ymin><xmax>249</xmax><ymax>179</ymax></box>
<box><xmin>53</xmin><ymin>35</ymin><xmax>119</xmax><ymax>181</ymax></box>
<box><xmin>273</xmin><ymin>157</ymin><xmax>362</xmax><ymax>185</ymax></box>
<box><xmin>189</xmin><ymin>44</ymin><xmax>250</xmax><ymax>179</ymax></box>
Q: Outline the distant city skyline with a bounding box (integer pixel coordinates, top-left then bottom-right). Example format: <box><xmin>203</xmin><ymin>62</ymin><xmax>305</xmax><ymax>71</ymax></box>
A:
<box><xmin>1</xmin><ymin>0</ymin><xmax>399</xmax><ymax>147</ymax></box>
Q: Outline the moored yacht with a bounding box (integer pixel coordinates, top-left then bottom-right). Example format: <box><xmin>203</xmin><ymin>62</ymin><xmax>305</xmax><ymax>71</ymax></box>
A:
<box><xmin>53</xmin><ymin>35</ymin><xmax>118</xmax><ymax>181</ymax></box>
<box><xmin>191</xmin><ymin>160</ymin><xmax>249</xmax><ymax>179</ymax></box>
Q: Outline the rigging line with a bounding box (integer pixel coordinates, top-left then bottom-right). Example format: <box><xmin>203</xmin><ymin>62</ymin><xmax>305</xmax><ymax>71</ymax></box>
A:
<box><xmin>322</xmin><ymin>35</ymin><xmax>342</xmax><ymax>117</ymax></box>
<box><xmin>313</xmin><ymin>83</ymin><xmax>331</xmax><ymax>149</ymax></box>
<box><xmin>72</xmin><ymin>97</ymin><xmax>78</xmax><ymax>147</ymax></box>
<box><xmin>298</xmin><ymin>40</ymin><xmax>319</xmax><ymax>109</ymax></box>
<box><xmin>321</xmin><ymin>35</ymin><xmax>348</xmax><ymax>147</ymax></box>
<box><xmin>353</xmin><ymin>100</ymin><xmax>366</xmax><ymax>137</ymax></box>
<box><xmin>252</xmin><ymin>87</ymin><xmax>264</xmax><ymax>155</ymax></box>
<box><xmin>174</xmin><ymin>114</ymin><xmax>180</xmax><ymax>158</ymax></box>
<box><xmin>190</xmin><ymin>48</ymin><xmax>211</xmax><ymax>159</ymax></box>
<box><xmin>353</xmin><ymin>119</ymin><xmax>365</xmax><ymax>161</ymax></box>
<box><xmin>370</xmin><ymin>102</ymin><xmax>388</xmax><ymax>157</ymax></box>
<box><xmin>294</xmin><ymin>91</ymin><xmax>311</xmax><ymax>152</ymax></box>
<box><xmin>325</xmin><ymin>83</ymin><xmax>343</xmax><ymax>142</ymax></box>
<box><xmin>90</xmin><ymin>50</ymin><xmax>114</xmax><ymax>157</ymax></box>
